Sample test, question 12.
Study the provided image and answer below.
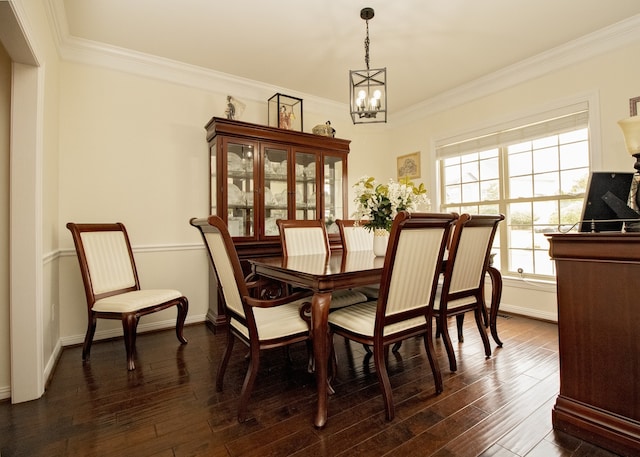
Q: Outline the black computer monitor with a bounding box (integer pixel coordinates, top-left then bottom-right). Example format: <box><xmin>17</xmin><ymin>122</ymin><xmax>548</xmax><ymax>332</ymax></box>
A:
<box><xmin>580</xmin><ymin>171</ymin><xmax>638</xmax><ymax>232</ymax></box>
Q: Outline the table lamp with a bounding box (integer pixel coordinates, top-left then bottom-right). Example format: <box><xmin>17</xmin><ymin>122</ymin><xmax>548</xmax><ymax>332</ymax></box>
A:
<box><xmin>618</xmin><ymin>96</ymin><xmax>640</xmax><ymax>228</ymax></box>
<box><xmin>618</xmin><ymin>97</ymin><xmax>640</xmax><ymax>172</ymax></box>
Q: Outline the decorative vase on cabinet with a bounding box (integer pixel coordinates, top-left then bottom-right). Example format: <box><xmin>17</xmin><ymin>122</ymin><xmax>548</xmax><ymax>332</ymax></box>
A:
<box><xmin>204</xmin><ymin>117</ymin><xmax>351</xmax><ymax>327</ymax></box>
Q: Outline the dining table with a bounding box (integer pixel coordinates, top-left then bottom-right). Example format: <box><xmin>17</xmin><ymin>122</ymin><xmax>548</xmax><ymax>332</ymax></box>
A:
<box><xmin>247</xmin><ymin>249</ymin><xmax>503</xmax><ymax>428</ymax></box>
<box><xmin>248</xmin><ymin>250</ymin><xmax>384</xmax><ymax>428</ymax></box>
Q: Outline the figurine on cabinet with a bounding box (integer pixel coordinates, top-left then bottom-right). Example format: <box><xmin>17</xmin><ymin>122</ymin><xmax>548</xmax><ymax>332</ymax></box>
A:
<box><xmin>268</xmin><ymin>93</ymin><xmax>303</xmax><ymax>131</ymax></box>
<box><xmin>279</xmin><ymin>105</ymin><xmax>294</xmax><ymax>130</ymax></box>
<box><xmin>312</xmin><ymin>121</ymin><xmax>336</xmax><ymax>138</ymax></box>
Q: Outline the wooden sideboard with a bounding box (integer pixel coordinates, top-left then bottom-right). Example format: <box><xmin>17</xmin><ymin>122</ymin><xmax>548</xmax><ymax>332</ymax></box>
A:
<box><xmin>547</xmin><ymin>233</ymin><xmax>640</xmax><ymax>456</ymax></box>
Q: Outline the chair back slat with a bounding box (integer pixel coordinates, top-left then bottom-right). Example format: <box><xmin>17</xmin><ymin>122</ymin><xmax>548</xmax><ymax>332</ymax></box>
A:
<box><xmin>283</xmin><ymin>227</ymin><xmax>327</xmax><ymax>255</ymax></box>
<box><xmin>337</xmin><ymin>220</ymin><xmax>373</xmax><ymax>252</ymax></box>
<box><xmin>80</xmin><ymin>231</ymin><xmax>137</xmax><ymax>294</ymax></box>
<box><xmin>446</xmin><ymin>214</ymin><xmax>504</xmax><ymax>296</ymax></box>
<box><xmin>376</xmin><ymin>212</ymin><xmax>457</xmax><ymax>327</ymax></box>
<box><xmin>385</xmin><ymin>227</ymin><xmax>447</xmax><ymax>316</ymax></box>
<box><xmin>66</xmin><ymin>223</ymin><xmax>141</xmax><ymax>307</ymax></box>
<box><xmin>277</xmin><ymin>219</ymin><xmax>330</xmax><ymax>256</ymax></box>
<box><xmin>191</xmin><ymin>218</ymin><xmax>249</xmax><ymax>321</ymax></box>
<box><xmin>449</xmin><ymin>226</ymin><xmax>494</xmax><ymax>293</ymax></box>
<box><xmin>202</xmin><ymin>230</ymin><xmax>246</xmax><ymax>319</ymax></box>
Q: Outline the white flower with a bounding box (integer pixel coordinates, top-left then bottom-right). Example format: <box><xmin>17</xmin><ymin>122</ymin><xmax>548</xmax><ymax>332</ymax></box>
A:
<box><xmin>351</xmin><ymin>176</ymin><xmax>429</xmax><ymax>231</ymax></box>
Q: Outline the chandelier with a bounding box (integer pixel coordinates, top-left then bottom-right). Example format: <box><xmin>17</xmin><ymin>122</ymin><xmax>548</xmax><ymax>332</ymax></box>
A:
<box><xmin>350</xmin><ymin>7</ymin><xmax>387</xmax><ymax>124</ymax></box>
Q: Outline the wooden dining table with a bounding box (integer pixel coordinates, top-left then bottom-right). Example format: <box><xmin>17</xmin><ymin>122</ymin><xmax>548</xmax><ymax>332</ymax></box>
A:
<box><xmin>248</xmin><ymin>250</ymin><xmax>384</xmax><ymax>428</ymax></box>
<box><xmin>247</xmin><ymin>250</ymin><xmax>503</xmax><ymax>428</ymax></box>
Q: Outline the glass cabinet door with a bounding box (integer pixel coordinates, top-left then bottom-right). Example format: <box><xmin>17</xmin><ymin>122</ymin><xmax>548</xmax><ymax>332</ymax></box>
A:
<box><xmin>295</xmin><ymin>151</ymin><xmax>317</xmax><ymax>220</ymax></box>
<box><xmin>323</xmin><ymin>154</ymin><xmax>345</xmax><ymax>234</ymax></box>
<box><xmin>263</xmin><ymin>145</ymin><xmax>288</xmax><ymax>237</ymax></box>
<box><xmin>224</xmin><ymin>139</ymin><xmax>255</xmax><ymax>238</ymax></box>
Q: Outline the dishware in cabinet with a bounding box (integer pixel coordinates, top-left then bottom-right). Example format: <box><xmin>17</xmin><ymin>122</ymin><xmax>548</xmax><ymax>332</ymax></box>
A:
<box><xmin>206</xmin><ymin>117</ymin><xmax>351</xmax><ymax>326</ymax></box>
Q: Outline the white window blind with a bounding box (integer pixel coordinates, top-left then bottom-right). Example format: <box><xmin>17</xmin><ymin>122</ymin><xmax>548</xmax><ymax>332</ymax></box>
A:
<box><xmin>436</xmin><ymin>102</ymin><xmax>589</xmax><ymax>159</ymax></box>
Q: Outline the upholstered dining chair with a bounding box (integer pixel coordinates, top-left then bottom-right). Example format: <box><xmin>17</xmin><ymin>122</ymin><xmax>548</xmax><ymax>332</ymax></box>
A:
<box><xmin>336</xmin><ymin>219</ymin><xmax>373</xmax><ymax>251</ymax></box>
<box><xmin>276</xmin><ymin>218</ymin><xmax>331</xmax><ymax>256</ymax></box>
<box><xmin>190</xmin><ymin>216</ymin><xmax>312</xmax><ymax>422</ymax></box>
<box><xmin>328</xmin><ymin>211</ymin><xmax>458</xmax><ymax>420</ymax></box>
<box><xmin>336</xmin><ymin>219</ymin><xmax>380</xmax><ymax>299</ymax></box>
<box><xmin>66</xmin><ymin>222</ymin><xmax>189</xmax><ymax>371</ymax></box>
<box><xmin>433</xmin><ymin>213</ymin><xmax>505</xmax><ymax>372</ymax></box>
<box><xmin>276</xmin><ymin>219</ymin><xmax>368</xmax><ymax>309</ymax></box>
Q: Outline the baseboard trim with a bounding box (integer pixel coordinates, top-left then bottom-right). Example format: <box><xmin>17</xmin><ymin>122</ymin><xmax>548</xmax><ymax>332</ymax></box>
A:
<box><xmin>498</xmin><ymin>302</ymin><xmax>557</xmax><ymax>322</ymax></box>
<box><xmin>59</xmin><ymin>313</ymin><xmax>208</xmax><ymax>347</ymax></box>
<box><xmin>0</xmin><ymin>385</ymin><xmax>10</xmax><ymax>401</ymax></box>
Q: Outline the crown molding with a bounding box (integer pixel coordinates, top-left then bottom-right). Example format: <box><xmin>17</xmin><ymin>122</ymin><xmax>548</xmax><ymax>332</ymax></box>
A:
<box><xmin>45</xmin><ymin>0</ymin><xmax>345</xmax><ymax>117</ymax></box>
<box><xmin>392</xmin><ymin>14</ymin><xmax>640</xmax><ymax>125</ymax></box>
<box><xmin>46</xmin><ymin>0</ymin><xmax>640</xmax><ymax>124</ymax></box>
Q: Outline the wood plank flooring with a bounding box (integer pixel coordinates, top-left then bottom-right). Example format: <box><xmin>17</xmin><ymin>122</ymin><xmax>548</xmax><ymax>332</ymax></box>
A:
<box><xmin>0</xmin><ymin>314</ymin><xmax>624</xmax><ymax>457</ymax></box>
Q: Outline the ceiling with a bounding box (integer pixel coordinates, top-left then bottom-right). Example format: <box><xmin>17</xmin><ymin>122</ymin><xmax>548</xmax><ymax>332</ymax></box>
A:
<box><xmin>59</xmin><ymin>0</ymin><xmax>640</xmax><ymax>113</ymax></box>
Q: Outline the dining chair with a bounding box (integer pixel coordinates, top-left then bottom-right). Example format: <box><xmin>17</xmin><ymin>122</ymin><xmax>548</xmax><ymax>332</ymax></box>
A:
<box><xmin>66</xmin><ymin>222</ymin><xmax>189</xmax><ymax>371</ymax></box>
<box><xmin>190</xmin><ymin>216</ymin><xmax>312</xmax><ymax>422</ymax></box>
<box><xmin>328</xmin><ymin>211</ymin><xmax>458</xmax><ymax>420</ymax></box>
<box><xmin>276</xmin><ymin>219</ymin><xmax>368</xmax><ymax>308</ymax></box>
<box><xmin>433</xmin><ymin>213</ymin><xmax>505</xmax><ymax>372</ymax></box>
<box><xmin>336</xmin><ymin>219</ymin><xmax>380</xmax><ymax>299</ymax></box>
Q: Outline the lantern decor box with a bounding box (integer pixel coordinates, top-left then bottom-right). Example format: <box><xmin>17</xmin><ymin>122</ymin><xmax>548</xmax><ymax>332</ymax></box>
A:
<box><xmin>268</xmin><ymin>93</ymin><xmax>303</xmax><ymax>132</ymax></box>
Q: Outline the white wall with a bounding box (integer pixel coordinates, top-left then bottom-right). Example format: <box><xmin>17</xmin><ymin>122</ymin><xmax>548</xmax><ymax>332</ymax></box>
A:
<box><xmin>53</xmin><ymin>59</ymin><xmax>394</xmax><ymax>344</ymax></box>
<box><xmin>389</xmin><ymin>39</ymin><xmax>640</xmax><ymax>320</ymax></box>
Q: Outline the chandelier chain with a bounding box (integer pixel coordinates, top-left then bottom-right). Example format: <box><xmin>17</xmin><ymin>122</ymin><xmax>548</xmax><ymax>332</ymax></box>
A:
<box><xmin>364</xmin><ymin>20</ymin><xmax>370</xmax><ymax>70</ymax></box>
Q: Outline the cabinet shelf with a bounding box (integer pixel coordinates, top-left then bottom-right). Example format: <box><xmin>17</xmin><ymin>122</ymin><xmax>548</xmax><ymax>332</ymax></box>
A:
<box><xmin>206</xmin><ymin>116</ymin><xmax>349</xmax><ymax>252</ymax></box>
<box><xmin>205</xmin><ymin>117</ymin><xmax>351</xmax><ymax>326</ymax></box>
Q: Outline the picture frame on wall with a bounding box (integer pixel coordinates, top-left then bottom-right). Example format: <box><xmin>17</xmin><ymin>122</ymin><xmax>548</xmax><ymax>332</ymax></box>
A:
<box><xmin>397</xmin><ymin>152</ymin><xmax>421</xmax><ymax>180</ymax></box>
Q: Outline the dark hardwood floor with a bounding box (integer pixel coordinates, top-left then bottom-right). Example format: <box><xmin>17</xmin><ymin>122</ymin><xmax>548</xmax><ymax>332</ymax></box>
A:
<box><xmin>0</xmin><ymin>314</ymin><xmax>623</xmax><ymax>457</ymax></box>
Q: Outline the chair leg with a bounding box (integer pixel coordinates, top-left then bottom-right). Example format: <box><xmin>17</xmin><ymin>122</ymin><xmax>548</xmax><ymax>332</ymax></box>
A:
<box><xmin>237</xmin><ymin>344</ymin><xmax>260</xmax><ymax>423</ymax></box>
<box><xmin>423</xmin><ymin>325</ymin><xmax>443</xmax><ymax>394</ymax></box>
<box><xmin>439</xmin><ymin>314</ymin><xmax>458</xmax><ymax>372</ymax></box>
<box><xmin>474</xmin><ymin>306</ymin><xmax>492</xmax><ymax>359</ymax></box>
<box><xmin>373</xmin><ymin>343</ymin><xmax>394</xmax><ymax>421</ymax></box>
<box><xmin>122</xmin><ymin>313</ymin><xmax>138</xmax><ymax>371</ymax></box>
<box><xmin>306</xmin><ymin>339</ymin><xmax>315</xmax><ymax>373</ymax></box>
<box><xmin>327</xmin><ymin>334</ymin><xmax>337</xmax><ymax>395</ymax></box>
<box><xmin>456</xmin><ymin>315</ymin><xmax>465</xmax><ymax>342</ymax></box>
<box><xmin>175</xmin><ymin>297</ymin><xmax>189</xmax><ymax>344</ymax></box>
<box><xmin>82</xmin><ymin>315</ymin><xmax>97</xmax><ymax>363</ymax></box>
<box><xmin>216</xmin><ymin>330</ymin><xmax>235</xmax><ymax>392</ymax></box>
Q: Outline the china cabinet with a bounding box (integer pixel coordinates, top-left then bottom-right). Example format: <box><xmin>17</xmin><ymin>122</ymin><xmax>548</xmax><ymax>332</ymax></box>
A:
<box><xmin>204</xmin><ymin>117</ymin><xmax>350</xmax><ymax>326</ymax></box>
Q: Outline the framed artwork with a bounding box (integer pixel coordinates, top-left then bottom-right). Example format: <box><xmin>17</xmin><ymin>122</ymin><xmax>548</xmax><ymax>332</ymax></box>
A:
<box><xmin>397</xmin><ymin>152</ymin><xmax>421</xmax><ymax>180</ymax></box>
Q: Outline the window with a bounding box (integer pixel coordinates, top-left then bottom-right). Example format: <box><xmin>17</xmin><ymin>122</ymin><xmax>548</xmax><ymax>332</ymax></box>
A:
<box><xmin>437</xmin><ymin>107</ymin><xmax>590</xmax><ymax>279</ymax></box>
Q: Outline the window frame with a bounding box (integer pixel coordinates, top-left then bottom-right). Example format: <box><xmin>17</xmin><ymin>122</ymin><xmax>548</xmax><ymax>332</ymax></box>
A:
<box><xmin>435</xmin><ymin>101</ymin><xmax>596</xmax><ymax>280</ymax></box>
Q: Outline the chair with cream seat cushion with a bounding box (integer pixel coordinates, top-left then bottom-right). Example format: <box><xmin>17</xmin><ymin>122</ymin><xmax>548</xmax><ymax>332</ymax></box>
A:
<box><xmin>433</xmin><ymin>213</ymin><xmax>504</xmax><ymax>372</ymax></box>
<box><xmin>276</xmin><ymin>219</ymin><xmax>368</xmax><ymax>309</ymax></box>
<box><xmin>190</xmin><ymin>216</ymin><xmax>312</xmax><ymax>422</ymax></box>
<box><xmin>336</xmin><ymin>219</ymin><xmax>380</xmax><ymax>299</ymax></box>
<box><xmin>328</xmin><ymin>211</ymin><xmax>457</xmax><ymax>420</ymax></box>
<box><xmin>66</xmin><ymin>222</ymin><xmax>188</xmax><ymax>371</ymax></box>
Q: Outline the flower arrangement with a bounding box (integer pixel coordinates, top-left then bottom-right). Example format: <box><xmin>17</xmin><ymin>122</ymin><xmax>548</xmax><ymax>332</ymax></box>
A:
<box><xmin>351</xmin><ymin>176</ymin><xmax>430</xmax><ymax>232</ymax></box>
